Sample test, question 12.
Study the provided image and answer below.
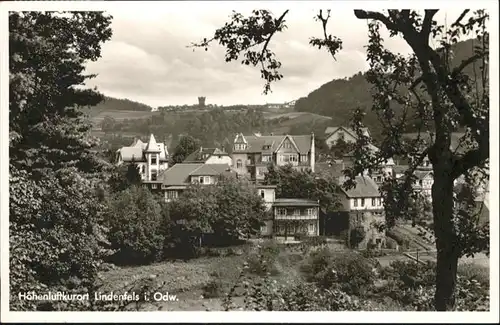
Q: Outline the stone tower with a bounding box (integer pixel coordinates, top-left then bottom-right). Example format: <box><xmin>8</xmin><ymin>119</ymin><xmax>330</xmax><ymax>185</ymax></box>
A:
<box><xmin>198</xmin><ymin>96</ymin><xmax>206</xmax><ymax>108</ymax></box>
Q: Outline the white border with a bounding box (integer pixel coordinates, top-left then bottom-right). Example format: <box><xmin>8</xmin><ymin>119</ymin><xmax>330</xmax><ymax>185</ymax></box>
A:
<box><xmin>0</xmin><ymin>1</ymin><xmax>498</xmax><ymax>323</ymax></box>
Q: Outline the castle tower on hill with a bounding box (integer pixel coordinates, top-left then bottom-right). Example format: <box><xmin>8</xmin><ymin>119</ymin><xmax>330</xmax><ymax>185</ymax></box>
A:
<box><xmin>198</xmin><ymin>96</ymin><xmax>206</xmax><ymax>108</ymax></box>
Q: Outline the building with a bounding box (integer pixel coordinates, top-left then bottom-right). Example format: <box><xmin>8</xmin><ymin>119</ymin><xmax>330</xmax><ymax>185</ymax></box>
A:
<box><xmin>143</xmin><ymin>163</ymin><xmax>236</xmax><ymax>202</ymax></box>
<box><xmin>324</xmin><ymin>126</ymin><xmax>394</xmax><ymax>177</ymax></box>
<box><xmin>324</xmin><ymin>126</ymin><xmax>372</xmax><ymax>148</ymax></box>
<box><xmin>272</xmin><ymin>199</ymin><xmax>320</xmax><ymax>241</ymax></box>
<box><xmin>337</xmin><ymin>175</ymin><xmax>386</xmax><ymax>249</ymax></box>
<box><xmin>231</xmin><ymin>133</ymin><xmax>315</xmax><ymax>182</ymax></box>
<box><xmin>115</xmin><ymin>134</ymin><xmax>169</xmax><ymax>181</ymax></box>
<box><xmin>183</xmin><ymin>146</ymin><xmax>233</xmax><ymax>165</ymax></box>
<box><xmin>198</xmin><ymin>96</ymin><xmax>206</xmax><ymax>108</ymax></box>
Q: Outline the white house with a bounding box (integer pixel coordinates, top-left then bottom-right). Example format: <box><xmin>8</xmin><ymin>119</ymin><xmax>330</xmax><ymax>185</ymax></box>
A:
<box><xmin>115</xmin><ymin>134</ymin><xmax>169</xmax><ymax>181</ymax></box>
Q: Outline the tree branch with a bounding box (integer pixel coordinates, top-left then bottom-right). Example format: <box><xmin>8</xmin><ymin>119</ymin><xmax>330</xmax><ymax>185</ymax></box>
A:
<box><xmin>451</xmin><ymin>9</ymin><xmax>470</xmax><ymax>27</ymax></box>
<box><xmin>451</xmin><ymin>52</ymin><xmax>488</xmax><ymax>78</ymax></box>
<box><xmin>421</xmin><ymin>9</ymin><xmax>439</xmax><ymax>38</ymax></box>
<box><xmin>452</xmin><ymin>148</ymin><xmax>489</xmax><ymax>179</ymax></box>
<box><xmin>354</xmin><ymin>10</ymin><xmax>397</xmax><ymax>30</ymax></box>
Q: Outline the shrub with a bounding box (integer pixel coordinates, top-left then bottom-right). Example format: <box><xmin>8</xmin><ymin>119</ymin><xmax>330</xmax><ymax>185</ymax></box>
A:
<box><xmin>202</xmin><ymin>276</ymin><xmax>224</xmax><ymax>298</ymax></box>
<box><xmin>246</xmin><ymin>240</ymin><xmax>281</xmax><ymax>276</ymax></box>
<box><xmin>301</xmin><ymin>248</ymin><xmax>375</xmax><ymax>295</ymax></box>
<box><xmin>349</xmin><ymin>226</ymin><xmax>366</xmax><ymax>248</ymax></box>
<box><xmin>105</xmin><ymin>186</ymin><xmax>165</xmax><ymax>265</ymax></box>
<box><xmin>303</xmin><ymin>236</ymin><xmax>328</xmax><ymax>246</ymax></box>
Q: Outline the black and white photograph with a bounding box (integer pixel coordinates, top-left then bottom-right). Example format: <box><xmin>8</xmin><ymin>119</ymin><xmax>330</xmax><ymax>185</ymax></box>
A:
<box><xmin>0</xmin><ymin>0</ymin><xmax>498</xmax><ymax>323</ymax></box>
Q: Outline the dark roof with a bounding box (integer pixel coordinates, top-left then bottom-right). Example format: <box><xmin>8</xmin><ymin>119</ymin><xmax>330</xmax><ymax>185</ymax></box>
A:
<box><xmin>314</xmin><ymin>162</ymin><xmax>345</xmax><ymax>179</ymax></box>
<box><xmin>324</xmin><ymin>126</ymin><xmax>370</xmax><ymax>138</ymax></box>
<box><xmin>273</xmin><ymin>198</ymin><xmax>319</xmax><ymax>207</ymax></box>
<box><xmin>342</xmin><ymin>175</ymin><xmax>380</xmax><ymax>198</ymax></box>
<box><xmin>233</xmin><ymin>134</ymin><xmax>312</xmax><ymax>154</ymax></box>
<box><xmin>159</xmin><ymin>163</ymin><xmax>234</xmax><ymax>186</ymax></box>
<box><xmin>183</xmin><ymin>147</ymin><xmax>229</xmax><ymax>162</ymax></box>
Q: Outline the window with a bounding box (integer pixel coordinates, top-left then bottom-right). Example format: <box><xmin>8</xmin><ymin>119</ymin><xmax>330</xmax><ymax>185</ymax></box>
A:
<box><xmin>152</xmin><ymin>184</ymin><xmax>158</xmax><ymax>189</ymax></box>
<box><xmin>199</xmin><ymin>176</ymin><xmax>204</xmax><ymax>184</ymax></box>
<box><xmin>361</xmin><ymin>198</ymin><xmax>365</xmax><ymax>207</ymax></box>
<box><xmin>419</xmin><ymin>180</ymin><xmax>423</xmax><ymax>186</ymax></box>
<box><xmin>301</xmin><ymin>155</ymin><xmax>308</xmax><ymax>162</ymax></box>
<box><xmin>283</xmin><ymin>141</ymin><xmax>291</xmax><ymax>149</ymax></box>
<box><xmin>290</xmin><ymin>155</ymin><xmax>298</xmax><ymax>162</ymax></box>
<box><xmin>151</xmin><ymin>156</ymin><xmax>157</xmax><ymax>164</ymax></box>
<box><xmin>338</xmin><ymin>131</ymin><xmax>345</xmax><ymax>140</ymax></box>
<box><xmin>204</xmin><ymin>176</ymin><xmax>210</xmax><ymax>184</ymax></box>
<box><xmin>308</xmin><ymin>223</ymin><xmax>315</xmax><ymax>233</ymax></box>
<box><xmin>307</xmin><ymin>208</ymin><xmax>314</xmax><ymax>216</ymax></box>
<box><xmin>236</xmin><ymin>159</ymin><xmax>242</xmax><ymax>168</ymax></box>
<box><xmin>141</xmin><ymin>165</ymin><xmax>145</xmax><ymax>173</ymax></box>
<box><xmin>166</xmin><ymin>191</ymin><xmax>178</xmax><ymax>200</ymax></box>
<box><xmin>294</xmin><ymin>209</ymin><xmax>300</xmax><ymax>215</ymax></box>
<box><xmin>277</xmin><ymin>208</ymin><xmax>286</xmax><ymax>215</ymax></box>
<box><xmin>353</xmin><ymin>199</ymin><xmax>358</xmax><ymax>207</ymax></box>
<box><xmin>372</xmin><ymin>198</ymin><xmax>376</xmax><ymax>206</ymax></box>
<box><xmin>151</xmin><ymin>171</ymin><xmax>157</xmax><ymax>181</ymax></box>
<box><xmin>278</xmin><ymin>224</ymin><xmax>285</xmax><ymax>233</ymax></box>
<box><xmin>260</xmin><ymin>190</ymin><xmax>265</xmax><ymax>199</ymax></box>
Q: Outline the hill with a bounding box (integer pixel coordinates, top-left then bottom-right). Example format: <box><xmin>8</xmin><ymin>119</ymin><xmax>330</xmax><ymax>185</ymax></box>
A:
<box><xmin>294</xmin><ymin>38</ymin><xmax>483</xmax><ymax>140</ymax></box>
<box><xmin>86</xmin><ymin>96</ymin><xmax>153</xmax><ymax>117</ymax></box>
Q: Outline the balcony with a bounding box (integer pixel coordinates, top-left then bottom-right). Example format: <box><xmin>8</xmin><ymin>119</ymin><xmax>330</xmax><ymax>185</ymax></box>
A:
<box><xmin>275</xmin><ymin>214</ymin><xmax>318</xmax><ymax>220</ymax></box>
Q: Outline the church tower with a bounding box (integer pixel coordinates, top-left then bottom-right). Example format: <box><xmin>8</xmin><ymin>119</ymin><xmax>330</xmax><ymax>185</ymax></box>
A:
<box><xmin>145</xmin><ymin>134</ymin><xmax>161</xmax><ymax>181</ymax></box>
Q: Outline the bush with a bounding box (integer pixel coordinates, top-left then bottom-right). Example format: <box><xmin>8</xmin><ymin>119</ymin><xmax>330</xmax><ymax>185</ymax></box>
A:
<box><xmin>301</xmin><ymin>248</ymin><xmax>375</xmax><ymax>295</ymax></box>
<box><xmin>202</xmin><ymin>273</ymin><xmax>225</xmax><ymax>298</ymax></box>
<box><xmin>349</xmin><ymin>227</ymin><xmax>366</xmax><ymax>248</ymax></box>
<box><xmin>105</xmin><ymin>186</ymin><xmax>165</xmax><ymax>265</ymax></box>
<box><xmin>248</xmin><ymin>240</ymin><xmax>281</xmax><ymax>276</ymax></box>
<box><xmin>303</xmin><ymin>236</ymin><xmax>328</xmax><ymax>246</ymax></box>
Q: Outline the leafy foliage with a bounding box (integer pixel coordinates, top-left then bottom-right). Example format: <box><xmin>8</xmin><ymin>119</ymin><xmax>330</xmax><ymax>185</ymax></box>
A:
<box><xmin>171</xmin><ymin>135</ymin><xmax>200</xmax><ymax>164</ymax></box>
<box><xmin>201</xmin><ymin>8</ymin><xmax>490</xmax><ymax>311</ymax></box>
<box><xmin>167</xmin><ymin>178</ymin><xmax>266</xmax><ymax>257</ymax></box>
<box><xmin>104</xmin><ymin>186</ymin><xmax>165</xmax><ymax>265</ymax></box>
<box><xmin>9</xmin><ymin>11</ymin><xmax>113</xmax><ymax>311</ymax></box>
<box><xmin>300</xmin><ymin>248</ymin><xmax>375</xmax><ymax>295</ymax></box>
<box><xmin>264</xmin><ymin>164</ymin><xmax>341</xmax><ymax>213</ymax></box>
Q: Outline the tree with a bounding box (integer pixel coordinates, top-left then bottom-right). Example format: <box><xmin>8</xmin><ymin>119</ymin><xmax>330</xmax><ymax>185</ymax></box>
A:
<box><xmin>171</xmin><ymin>135</ymin><xmax>200</xmax><ymax>164</ymax></box>
<box><xmin>9</xmin><ymin>12</ymin><xmax>113</xmax><ymax>310</ymax></box>
<box><xmin>194</xmin><ymin>9</ymin><xmax>489</xmax><ymax>310</ymax></box>
<box><xmin>264</xmin><ymin>164</ymin><xmax>341</xmax><ymax>213</ymax></box>
<box><xmin>10</xmin><ymin>12</ymin><xmax>113</xmax><ymax>176</ymax></box>
<box><xmin>168</xmin><ymin>177</ymin><xmax>266</xmax><ymax>254</ymax></box>
<box><xmin>105</xmin><ymin>186</ymin><xmax>165</xmax><ymax>265</ymax></box>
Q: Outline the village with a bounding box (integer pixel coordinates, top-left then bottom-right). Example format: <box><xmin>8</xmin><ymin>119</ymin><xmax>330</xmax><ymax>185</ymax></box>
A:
<box><xmin>6</xmin><ymin>6</ymin><xmax>492</xmax><ymax>317</ymax></box>
<box><xmin>115</xmin><ymin>126</ymin><xmax>488</xmax><ymax>251</ymax></box>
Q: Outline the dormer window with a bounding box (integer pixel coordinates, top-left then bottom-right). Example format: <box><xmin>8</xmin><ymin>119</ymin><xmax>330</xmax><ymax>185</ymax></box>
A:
<box><xmin>151</xmin><ymin>156</ymin><xmax>157</xmax><ymax>164</ymax></box>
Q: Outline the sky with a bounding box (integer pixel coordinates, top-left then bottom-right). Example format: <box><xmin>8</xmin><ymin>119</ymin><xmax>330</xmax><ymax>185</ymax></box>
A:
<box><xmin>82</xmin><ymin>3</ymin><xmax>472</xmax><ymax>108</ymax></box>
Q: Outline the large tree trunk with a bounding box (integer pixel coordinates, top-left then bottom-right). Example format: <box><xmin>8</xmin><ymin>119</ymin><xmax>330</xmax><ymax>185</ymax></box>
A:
<box><xmin>431</xmin><ymin>161</ymin><xmax>459</xmax><ymax>311</ymax></box>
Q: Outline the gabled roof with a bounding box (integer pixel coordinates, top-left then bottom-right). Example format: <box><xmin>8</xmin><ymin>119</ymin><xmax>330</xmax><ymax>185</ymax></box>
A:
<box><xmin>233</xmin><ymin>134</ymin><xmax>313</xmax><ymax>154</ymax></box>
<box><xmin>414</xmin><ymin>169</ymin><xmax>433</xmax><ymax>180</ymax></box>
<box><xmin>183</xmin><ymin>147</ymin><xmax>229</xmax><ymax>163</ymax></box>
<box><xmin>159</xmin><ymin>163</ymin><xmax>235</xmax><ymax>186</ymax></box>
<box><xmin>342</xmin><ymin>175</ymin><xmax>380</xmax><ymax>198</ymax></box>
<box><xmin>325</xmin><ymin>126</ymin><xmax>371</xmax><ymax>138</ymax></box>
<box><xmin>117</xmin><ymin>134</ymin><xmax>169</xmax><ymax>162</ymax></box>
